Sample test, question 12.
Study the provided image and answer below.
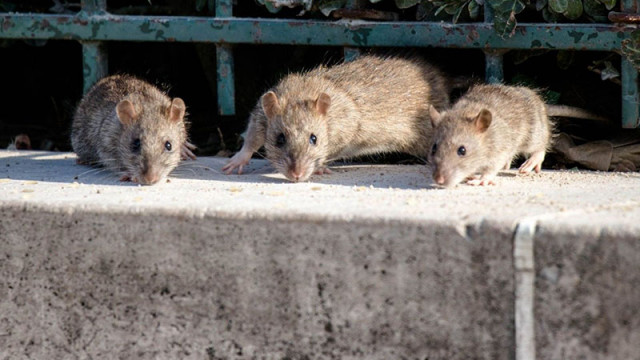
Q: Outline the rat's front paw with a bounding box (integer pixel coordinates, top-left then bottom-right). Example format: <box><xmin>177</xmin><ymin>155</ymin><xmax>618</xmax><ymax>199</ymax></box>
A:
<box><xmin>222</xmin><ymin>151</ymin><xmax>252</xmax><ymax>175</ymax></box>
<box><xmin>181</xmin><ymin>141</ymin><xmax>197</xmax><ymax>160</ymax></box>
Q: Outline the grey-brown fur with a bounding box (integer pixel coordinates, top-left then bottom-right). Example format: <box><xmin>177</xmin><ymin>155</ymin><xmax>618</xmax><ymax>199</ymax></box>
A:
<box><xmin>222</xmin><ymin>55</ymin><xmax>451</xmax><ymax>182</ymax></box>
<box><xmin>428</xmin><ymin>84</ymin><xmax>552</xmax><ymax>187</ymax></box>
<box><xmin>71</xmin><ymin>75</ymin><xmax>189</xmax><ymax>185</ymax></box>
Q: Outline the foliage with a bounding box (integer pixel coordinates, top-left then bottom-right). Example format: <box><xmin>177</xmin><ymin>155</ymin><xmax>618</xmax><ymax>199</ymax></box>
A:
<box><xmin>251</xmin><ymin>0</ymin><xmax>618</xmax><ymax>39</ymax></box>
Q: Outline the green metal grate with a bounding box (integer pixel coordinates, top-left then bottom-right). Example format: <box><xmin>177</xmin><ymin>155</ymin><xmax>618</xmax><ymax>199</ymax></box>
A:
<box><xmin>0</xmin><ymin>0</ymin><xmax>637</xmax><ymax>127</ymax></box>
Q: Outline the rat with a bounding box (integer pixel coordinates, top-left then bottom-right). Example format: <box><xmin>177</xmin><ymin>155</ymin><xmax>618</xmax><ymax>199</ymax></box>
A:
<box><xmin>222</xmin><ymin>55</ymin><xmax>451</xmax><ymax>182</ymax></box>
<box><xmin>71</xmin><ymin>74</ymin><xmax>196</xmax><ymax>185</ymax></box>
<box><xmin>427</xmin><ymin>84</ymin><xmax>554</xmax><ymax>187</ymax></box>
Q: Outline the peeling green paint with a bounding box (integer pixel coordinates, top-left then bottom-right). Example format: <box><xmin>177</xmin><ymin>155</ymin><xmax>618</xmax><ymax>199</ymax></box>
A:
<box><xmin>568</xmin><ymin>30</ymin><xmax>584</xmax><ymax>43</ymax></box>
<box><xmin>350</xmin><ymin>28</ymin><xmax>372</xmax><ymax>46</ymax></box>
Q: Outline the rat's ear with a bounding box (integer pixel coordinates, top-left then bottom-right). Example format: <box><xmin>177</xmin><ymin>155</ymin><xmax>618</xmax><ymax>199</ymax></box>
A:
<box><xmin>315</xmin><ymin>93</ymin><xmax>331</xmax><ymax>116</ymax></box>
<box><xmin>261</xmin><ymin>91</ymin><xmax>281</xmax><ymax>120</ymax></box>
<box><xmin>116</xmin><ymin>100</ymin><xmax>137</xmax><ymax>127</ymax></box>
<box><xmin>429</xmin><ymin>105</ymin><xmax>442</xmax><ymax>126</ymax></box>
<box><xmin>169</xmin><ymin>98</ymin><xmax>186</xmax><ymax>123</ymax></box>
<box><xmin>474</xmin><ymin>109</ymin><xmax>492</xmax><ymax>133</ymax></box>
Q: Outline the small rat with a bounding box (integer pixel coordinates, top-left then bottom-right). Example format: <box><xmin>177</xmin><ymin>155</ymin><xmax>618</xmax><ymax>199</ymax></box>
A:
<box><xmin>428</xmin><ymin>84</ymin><xmax>553</xmax><ymax>187</ymax></box>
<box><xmin>71</xmin><ymin>75</ymin><xmax>196</xmax><ymax>185</ymax></box>
<box><xmin>222</xmin><ymin>55</ymin><xmax>451</xmax><ymax>182</ymax></box>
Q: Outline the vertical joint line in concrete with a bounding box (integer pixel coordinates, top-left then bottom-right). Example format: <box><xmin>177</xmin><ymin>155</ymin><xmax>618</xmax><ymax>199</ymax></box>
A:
<box><xmin>513</xmin><ymin>218</ymin><xmax>536</xmax><ymax>360</ymax></box>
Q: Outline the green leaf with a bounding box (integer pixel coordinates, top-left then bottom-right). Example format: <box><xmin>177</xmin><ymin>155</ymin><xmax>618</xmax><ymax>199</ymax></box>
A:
<box><xmin>549</xmin><ymin>0</ymin><xmax>568</xmax><ymax>13</ymax></box>
<box><xmin>452</xmin><ymin>1</ymin><xmax>468</xmax><ymax>22</ymax></box>
<box><xmin>369</xmin><ymin>0</ymin><xmax>385</xmax><ymax>3</ymax></box>
<box><xmin>597</xmin><ymin>0</ymin><xmax>617</xmax><ymax>10</ymax></box>
<box><xmin>468</xmin><ymin>0</ymin><xmax>480</xmax><ymax>18</ymax></box>
<box><xmin>584</xmin><ymin>0</ymin><xmax>608</xmax><ymax>17</ymax></box>
<box><xmin>445</xmin><ymin>4</ymin><xmax>460</xmax><ymax>15</ymax></box>
<box><xmin>536</xmin><ymin>0</ymin><xmax>547</xmax><ymax>11</ymax></box>
<box><xmin>434</xmin><ymin>3</ymin><xmax>449</xmax><ymax>15</ymax></box>
<box><xmin>317</xmin><ymin>0</ymin><xmax>348</xmax><ymax>16</ymax></box>
<box><xmin>486</xmin><ymin>0</ymin><xmax>525</xmax><ymax>38</ymax></box>
<box><xmin>542</xmin><ymin>6</ymin><xmax>563</xmax><ymax>21</ymax></box>
<box><xmin>563</xmin><ymin>0</ymin><xmax>583</xmax><ymax>19</ymax></box>
<box><xmin>395</xmin><ymin>0</ymin><xmax>422</xmax><ymax>8</ymax></box>
<box><xmin>495</xmin><ymin>10</ymin><xmax>518</xmax><ymax>38</ymax></box>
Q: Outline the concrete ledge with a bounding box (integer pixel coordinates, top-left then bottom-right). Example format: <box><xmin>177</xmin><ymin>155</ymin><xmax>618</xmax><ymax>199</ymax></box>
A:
<box><xmin>1</xmin><ymin>150</ymin><xmax>639</xmax><ymax>359</ymax></box>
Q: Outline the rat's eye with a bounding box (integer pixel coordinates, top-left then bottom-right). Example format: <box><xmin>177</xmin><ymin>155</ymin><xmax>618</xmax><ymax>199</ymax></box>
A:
<box><xmin>276</xmin><ymin>133</ymin><xmax>286</xmax><ymax>147</ymax></box>
<box><xmin>131</xmin><ymin>138</ymin><xmax>141</xmax><ymax>152</ymax></box>
<box><xmin>431</xmin><ymin>143</ymin><xmax>438</xmax><ymax>156</ymax></box>
<box><xmin>457</xmin><ymin>146</ymin><xmax>466</xmax><ymax>156</ymax></box>
<box><xmin>165</xmin><ymin>141</ymin><xmax>172</xmax><ymax>152</ymax></box>
<box><xmin>309</xmin><ymin>134</ymin><xmax>317</xmax><ymax>145</ymax></box>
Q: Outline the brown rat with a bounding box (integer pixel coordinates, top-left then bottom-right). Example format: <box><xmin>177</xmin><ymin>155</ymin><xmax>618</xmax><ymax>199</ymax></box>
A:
<box><xmin>71</xmin><ymin>75</ymin><xmax>196</xmax><ymax>185</ymax></box>
<box><xmin>428</xmin><ymin>84</ymin><xmax>553</xmax><ymax>187</ymax></box>
<box><xmin>222</xmin><ymin>55</ymin><xmax>451</xmax><ymax>182</ymax></box>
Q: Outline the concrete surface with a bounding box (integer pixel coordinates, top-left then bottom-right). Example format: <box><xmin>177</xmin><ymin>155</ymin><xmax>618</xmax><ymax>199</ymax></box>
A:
<box><xmin>0</xmin><ymin>150</ymin><xmax>639</xmax><ymax>359</ymax></box>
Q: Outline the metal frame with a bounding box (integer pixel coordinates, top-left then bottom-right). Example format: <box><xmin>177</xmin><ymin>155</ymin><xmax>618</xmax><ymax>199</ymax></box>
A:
<box><xmin>0</xmin><ymin>0</ymin><xmax>637</xmax><ymax>127</ymax></box>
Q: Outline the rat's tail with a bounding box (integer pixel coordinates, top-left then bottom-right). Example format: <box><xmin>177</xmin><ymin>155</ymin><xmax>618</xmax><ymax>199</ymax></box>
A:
<box><xmin>546</xmin><ymin>105</ymin><xmax>609</xmax><ymax>123</ymax></box>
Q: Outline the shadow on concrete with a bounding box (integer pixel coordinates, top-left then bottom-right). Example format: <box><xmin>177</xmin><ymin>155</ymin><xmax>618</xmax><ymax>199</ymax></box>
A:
<box><xmin>172</xmin><ymin>157</ymin><xmax>441</xmax><ymax>190</ymax></box>
<box><xmin>0</xmin><ymin>151</ymin><xmax>145</xmax><ymax>186</ymax></box>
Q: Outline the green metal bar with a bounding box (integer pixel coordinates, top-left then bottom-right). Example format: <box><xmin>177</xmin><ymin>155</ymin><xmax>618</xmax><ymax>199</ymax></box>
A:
<box><xmin>621</xmin><ymin>58</ymin><xmax>639</xmax><ymax>128</ymax></box>
<box><xmin>0</xmin><ymin>15</ymin><xmax>625</xmax><ymax>51</ymax></box>
<box><xmin>216</xmin><ymin>0</ymin><xmax>235</xmax><ymax>115</ymax></box>
<box><xmin>483</xmin><ymin>1</ymin><xmax>504</xmax><ymax>83</ymax></box>
<box><xmin>343</xmin><ymin>47</ymin><xmax>360</xmax><ymax>62</ymax></box>
<box><xmin>343</xmin><ymin>0</ymin><xmax>365</xmax><ymax>61</ymax></box>
<box><xmin>81</xmin><ymin>41</ymin><xmax>108</xmax><ymax>94</ymax></box>
<box><xmin>80</xmin><ymin>0</ymin><xmax>107</xmax><ymax>94</ymax></box>
<box><xmin>485</xmin><ymin>50</ymin><xmax>505</xmax><ymax>84</ymax></box>
<box><xmin>620</xmin><ymin>0</ymin><xmax>639</xmax><ymax>128</ymax></box>
<box><xmin>216</xmin><ymin>44</ymin><xmax>235</xmax><ymax>115</ymax></box>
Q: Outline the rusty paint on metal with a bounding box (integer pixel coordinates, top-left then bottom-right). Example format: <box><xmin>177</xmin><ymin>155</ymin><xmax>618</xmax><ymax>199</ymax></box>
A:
<box><xmin>0</xmin><ymin>15</ymin><xmax>626</xmax><ymax>51</ymax></box>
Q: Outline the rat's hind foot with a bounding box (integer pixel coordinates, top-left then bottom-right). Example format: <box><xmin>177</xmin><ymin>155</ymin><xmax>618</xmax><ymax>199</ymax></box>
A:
<box><xmin>519</xmin><ymin>151</ymin><xmax>545</xmax><ymax>174</ymax></box>
<box><xmin>181</xmin><ymin>141</ymin><xmax>197</xmax><ymax>160</ymax></box>
<box><xmin>222</xmin><ymin>150</ymin><xmax>252</xmax><ymax>175</ymax></box>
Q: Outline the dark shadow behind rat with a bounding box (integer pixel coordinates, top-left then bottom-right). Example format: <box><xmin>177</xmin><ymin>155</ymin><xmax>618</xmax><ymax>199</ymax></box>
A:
<box><xmin>71</xmin><ymin>74</ymin><xmax>196</xmax><ymax>185</ymax></box>
<box><xmin>222</xmin><ymin>55</ymin><xmax>451</xmax><ymax>182</ymax></box>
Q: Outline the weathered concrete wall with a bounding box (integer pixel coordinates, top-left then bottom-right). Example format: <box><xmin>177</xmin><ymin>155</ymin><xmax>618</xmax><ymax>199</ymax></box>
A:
<box><xmin>0</xmin><ymin>206</ymin><xmax>514</xmax><ymax>360</ymax></box>
<box><xmin>534</xmin><ymin>223</ymin><xmax>640</xmax><ymax>360</ymax></box>
<box><xmin>2</xmin><ymin>152</ymin><xmax>640</xmax><ymax>359</ymax></box>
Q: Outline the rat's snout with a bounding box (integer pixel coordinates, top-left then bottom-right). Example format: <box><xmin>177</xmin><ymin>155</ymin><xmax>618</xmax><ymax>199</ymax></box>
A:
<box><xmin>142</xmin><ymin>171</ymin><xmax>160</xmax><ymax>185</ymax></box>
<box><xmin>432</xmin><ymin>168</ymin><xmax>447</xmax><ymax>186</ymax></box>
<box><xmin>139</xmin><ymin>163</ymin><xmax>162</xmax><ymax>185</ymax></box>
<box><xmin>286</xmin><ymin>158</ymin><xmax>312</xmax><ymax>182</ymax></box>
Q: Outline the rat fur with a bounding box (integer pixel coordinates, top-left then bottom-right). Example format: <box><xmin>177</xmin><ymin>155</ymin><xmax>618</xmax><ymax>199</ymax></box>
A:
<box><xmin>428</xmin><ymin>84</ymin><xmax>553</xmax><ymax>187</ymax></box>
<box><xmin>222</xmin><ymin>55</ymin><xmax>451</xmax><ymax>182</ymax></box>
<box><xmin>71</xmin><ymin>75</ymin><xmax>195</xmax><ymax>185</ymax></box>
